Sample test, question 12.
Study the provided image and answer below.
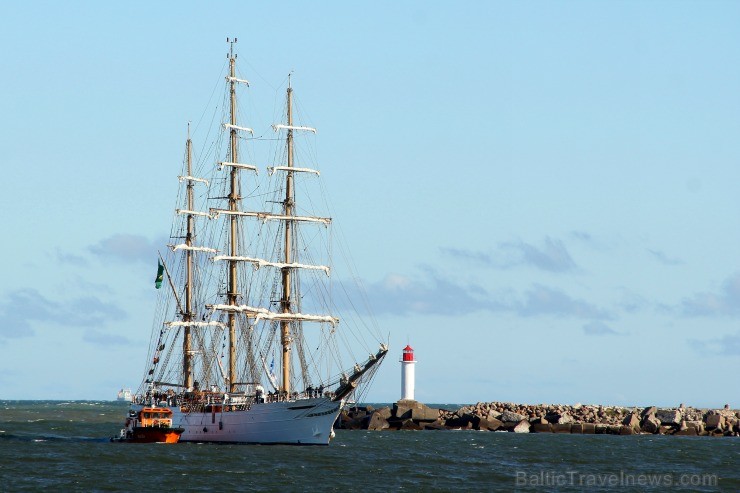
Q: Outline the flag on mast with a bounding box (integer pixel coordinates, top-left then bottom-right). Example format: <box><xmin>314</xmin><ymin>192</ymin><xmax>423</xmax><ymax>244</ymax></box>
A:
<box><xmin>155</xmin><ymin>260</ymin><xmax>164</xmax><ymax>289</ymax></box>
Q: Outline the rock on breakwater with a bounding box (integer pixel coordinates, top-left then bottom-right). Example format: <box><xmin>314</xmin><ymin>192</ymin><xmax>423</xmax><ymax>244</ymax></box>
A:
<box><xmin>335</xmin><ymin>400</ymin><xmax>740</xmax><ymax>437</ymax></box>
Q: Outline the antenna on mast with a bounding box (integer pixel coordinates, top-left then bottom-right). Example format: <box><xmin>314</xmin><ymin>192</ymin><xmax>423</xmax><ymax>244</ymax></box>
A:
<box><xmin>227</xmin><ymin>37</ymin><xmax>238</xmax><ymax>58</ymax></box>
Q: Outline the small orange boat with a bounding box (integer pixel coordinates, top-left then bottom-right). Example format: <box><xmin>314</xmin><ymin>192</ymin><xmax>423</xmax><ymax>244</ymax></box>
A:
<box><xmin>111</xmin><ymin>407</ymin><xmax>184</xmax><ymax>443</ymax></box>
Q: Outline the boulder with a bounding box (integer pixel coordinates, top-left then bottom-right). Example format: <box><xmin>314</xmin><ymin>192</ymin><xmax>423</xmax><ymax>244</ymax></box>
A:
<box><xmin>622</xmin><ymin>413</ymin><xmax>640</xmax><ymax>431</ymax></box>
<box><xmin>709</xmin><ymin>428</ymin><xmax>724</xmax><ymax>437</ymax></box>
<box><xmin>619</xmin><ymin>425</ymin><xmax>636</xmax><ymax>435</ymax></box>
<box><xmin>463</xmin><ymin>413</ymin><xmax>482</xmax><ymax>429</ymax></box>
<box><xmin>674</xmin><ymin>427</ymin><xmax>697</xmax><ymax>436</ymax></box>
<box><xmin>685</xmin><ymin>421</ymin><xmax>704</xmax><ymax>434</ymax></box>
<box><xmin>375</xmin><ymin>407</ymin><xmax>392</xmax><ymax>420</ymax></box>
<box><xmin>557</xmin><ymin>413</ymin><xmax>575</xmax><ymax>425</ymax></box>
<box><xmin>336</xmin><ymin>412</ymin><xmax>363</xmax><ymax>430</ymax></box>
<box><xmin>423</xmin><ymin>420</ymin><xmax>447</xmax><ymax>431</ymax></box>
<box><xmin>640</xmin><ymin>406</ymin><xmax>657</xmax><ymax>418</ymax></box>
<box><xmin>399</xmin><ymin>419</ymin><xmax>423</xmax><ymax>431</ymax></box>
<box><xmin>705</xmin><ymin>413</ymin><xmax>725</xmax><ymax>431</ymax></box>
<box><xmin>658</xmin><ymin>425</ymin><xmax>675</xmax><ymax>435</ymax></box>
<box><xmin>640</xmin><ymin>415</ymin><xmax>661</xmax><ymax>434</ymax></box>
<box><xmin>544</xmin><ymin>411</ymin><xmax>573</xmax><ymax>424</ymax></box>
<box><xmin>366</xmin><ymin>411</ymin><xmax>390</xmax><ymax>431</ymax></box>
<box><xmin>444</xmin><ymin>415</ymin><xmax>473</xmax><ymax>429</ymax></box>
<box><xmin>656</xmin><ymin>409</ymin><xmax>682</xmax><ymax>425</ymax></box>
<box><xmin>501</xmin><ymin>410</ymin><xmax>526</xmax><ymax>423</ymax></box>
<box><xmin>411</xmin><ymin>403</ymin><xmax>441</xmax><ymax>422</ymax></box>
<box><xmin>531</xmin><ymin>422</ymin><xmax>552</xmax><ymax>433</ymax></box>
<box><xmin>479</xmin><ymin>417</ymin><xmax>503</xmax><ymax>431</ymax></box>
<box><xmin>393</xmin><ymin>400</ymin><xmax>440</xmax><ymax>422</ymax></box>
<box><xmin>512</xmin><ymin>420</ymin><xmax>531</xmax><ymax>433</ymax></box>
<box><xmin>393</xmin><ymin>400</ymin><xmax>416</xmax><ymax>419</ymax></box>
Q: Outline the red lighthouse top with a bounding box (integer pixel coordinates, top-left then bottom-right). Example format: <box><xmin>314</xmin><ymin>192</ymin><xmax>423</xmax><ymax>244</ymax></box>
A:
<box><xmin>402</xmin><ymin>345</ymin><xmax>415</xmax><ymax>361</ymax></box>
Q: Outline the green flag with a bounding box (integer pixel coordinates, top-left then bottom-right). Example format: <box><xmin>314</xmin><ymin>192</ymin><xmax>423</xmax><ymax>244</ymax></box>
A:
<box><xmin>155</xmin><ymin>260</ymin><xmax>164</xmax><ymax>289</ymax></box>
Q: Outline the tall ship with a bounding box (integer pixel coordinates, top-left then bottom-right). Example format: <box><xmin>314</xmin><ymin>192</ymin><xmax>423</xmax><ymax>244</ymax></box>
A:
<box><xmin>126</xmin><ymin>39</ymin><xmax>387</xmax><ymax>445</ymax></box>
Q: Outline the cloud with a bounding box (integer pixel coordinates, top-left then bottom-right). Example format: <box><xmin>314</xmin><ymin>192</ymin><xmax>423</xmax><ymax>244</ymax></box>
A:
<box><xmin>618</xmin><ymin>290</ymin><xmax>649</xmax><ymax>313</ymax></box>
<box><xmin>517</xmin><ymin>284</ymin><xmax>612</xmax><ymax>319</ymax></box>
<box><xmin>348</xmin><ymin>269</ymin><xmax>609</xmax><ymax>320</ymax></box>
<box><xmin>439</xmin><ymin>247</ymin><xmax>492</xmax><ymax>265</ymax></box>
<box><xmin>360</xmin><ymin>269</ymin><xmax>509</xmax><ymax>316</ymax></box>
<box><xmin>55</xmin><ymin>249</ymin><xmax>89</xmax><ymax>267</ymax></box>
<box><xmin>681</xmin><ymin>272</ymin><xmax>740</xmax><ymax>317</ymax></box>
<box><xmin>582</xmin><ymin>321</ymin><xmax>620</xmax><ymax>336</ymax></box>
<box><xmin>441</xmin><ymin>236</ymin><xmax>577</xmax><ymax>273</ymax></box>
<box><xmin>690</xmin><ymin>331</ymin><xmax>740</xmax><ymax>357</ymax></box>
<box><xmin>570</xmin><ymin>230</ymin><xmax>593</xmax><ymax>242</ymax></box>
<box><xmin>0</xmin><ymin>288</ymin><xmax>127</xmax><ymax>340</ymax></box>
<box><xmin>512</xmin><ymin>237</ymin><xmax>577</xmax><ymax>272</ymax></box>
<box><xmin>647</xmin><ymin>249</ymin><xmax>683</xmax><ymax>266</ymax></box>
<box><xmin>89</xmin><ymin>234</ymin><xmax>161</xmax><ymax>264</ymax></box>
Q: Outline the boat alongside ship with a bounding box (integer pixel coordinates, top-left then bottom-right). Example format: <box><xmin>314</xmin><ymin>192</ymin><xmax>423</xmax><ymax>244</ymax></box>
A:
<box><xmin>117</xmin><ymin>39</ymin><xmax>387</xmax><ymax>445</ymax></box>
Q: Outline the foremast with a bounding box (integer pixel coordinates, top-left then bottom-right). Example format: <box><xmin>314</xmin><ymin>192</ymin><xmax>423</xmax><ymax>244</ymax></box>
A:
<box><xmin>227</xmin><ymin>39</ymin><xmax>239</xmax><ymax>393</ymax></box>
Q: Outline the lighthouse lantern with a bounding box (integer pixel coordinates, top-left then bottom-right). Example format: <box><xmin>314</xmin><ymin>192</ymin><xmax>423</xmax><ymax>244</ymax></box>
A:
<box><xmin>400</xmin><ymin>344</ymin><xmax>417</xmax><ymax>401</ymax></box>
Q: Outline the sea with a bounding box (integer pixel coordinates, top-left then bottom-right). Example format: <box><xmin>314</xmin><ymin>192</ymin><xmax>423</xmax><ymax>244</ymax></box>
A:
<box><xmin>0</xmin><ymin>401</ymin><xmax>737</xmax><ymax>492</ymax></box>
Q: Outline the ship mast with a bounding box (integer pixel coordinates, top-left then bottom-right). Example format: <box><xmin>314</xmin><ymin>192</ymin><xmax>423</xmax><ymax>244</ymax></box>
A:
<box><xmin>183</xmin><ymin>123</ymin><xmax>194</xmax><ymax>390</ymax></box>
<box><xmin>280</xmin><ymin>76</ymin><xmax>295</xmax><ymax>394</ymax></box>
<box><xmin>227</xmin><ymin>39</ymin><xmax>239</xmax><ymax>393</ymax></box>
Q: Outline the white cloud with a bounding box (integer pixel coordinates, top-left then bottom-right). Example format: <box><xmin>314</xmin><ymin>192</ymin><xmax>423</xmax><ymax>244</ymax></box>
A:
<box><xmin>583</xmin><ymin>321</ymin><xmax>620</xmax><ymax>336</ymax></box>
<box><xmin>0</xmin><ymin>288</ymin><xmax>127</xmax><ymax>341</ymax></box>
<box><xmin>442</xmin><ymin>236</ymin><xmax>578</xmax><ymax>273</ymax></box>
<box><xmin>517</xmin><ymin>284</ymin><xmax>612</xmax><ymax>320</ymax></box>
<box><xmin>647</xmin><ymin>249</ymin><xmax>684</xmax><ymax>266</ymax></box>
<box><xmin>89</xmin><ymin>234</ymin><xmax>162</xmax><ymax>264</ymax></box>
<box><xmin>681</xmin><ymin>272</ymin><xmax>740</xmax><ymax>317</ymax></box>
<box><xmin>690</xmin><ymin>331</ymin><xmax>740</xmax><ymax>357</ymax></box>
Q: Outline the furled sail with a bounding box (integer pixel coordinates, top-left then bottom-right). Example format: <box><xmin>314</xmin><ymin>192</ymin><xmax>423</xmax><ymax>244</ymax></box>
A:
<box><xmin>212</xmin><ymin>255</ymin><xmax>330</xmax><ymax>275</ymax></box>
<box><xmin>268</xmin><ymin>166</ymin><xmax>320</xmax><ymax>176</ymax></box>
<box><xmin>168</xmin><ymin>244</ymin><xmax>218</xmax><ymax>253</ymax></box>
<box><xmin>208</xmin><ymin>304</ymin><xmax>339</xmax><ymax>327</ymax></box>
<box><xmin>209</xmin><ymin>209</ymin><xmax>331</xmax><ymax>225</ymax></box>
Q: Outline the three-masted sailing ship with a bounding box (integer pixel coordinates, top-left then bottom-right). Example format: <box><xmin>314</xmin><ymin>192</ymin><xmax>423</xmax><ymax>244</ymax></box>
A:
<box><xmin>125</xmin><ymin>39</ymin><xmax>387</xmax><ymax>445</ymax></box>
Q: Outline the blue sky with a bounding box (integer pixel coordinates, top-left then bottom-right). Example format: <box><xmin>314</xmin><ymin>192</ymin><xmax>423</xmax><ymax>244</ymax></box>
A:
<box><xmin>1</xmin><ymin>1</ymin><xmax>738</xmax><ymax>407</ymax></box>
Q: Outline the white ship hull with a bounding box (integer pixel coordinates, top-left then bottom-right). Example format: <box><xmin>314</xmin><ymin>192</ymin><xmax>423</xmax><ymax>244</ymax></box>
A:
<box><xmin>167</xmin><ymin>398</ymin><xmax>342</xmax><ymax>445</ymax></box>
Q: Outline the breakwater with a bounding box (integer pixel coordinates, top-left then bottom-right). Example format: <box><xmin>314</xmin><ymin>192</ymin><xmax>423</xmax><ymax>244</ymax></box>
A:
<box><xmin>336</xmin><ymin>400</ymin><xmax>739</xmax><ymax>436</ymax></box>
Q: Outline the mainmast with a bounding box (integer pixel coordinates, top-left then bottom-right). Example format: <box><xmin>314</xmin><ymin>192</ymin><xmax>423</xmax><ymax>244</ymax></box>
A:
<box><xmin>280</xmin><ymin>76</ymin><xmax>295</xmax><ymax>394</ymax></box>
<box><xmin>183</xmin><ymin>124</ymin><xmax>194</xmax><ymax>390</ymax></box>
<box><xmin>227</xmin><ymin>39</ymin><xmax>239</xmax><ymax>393</ymax></box>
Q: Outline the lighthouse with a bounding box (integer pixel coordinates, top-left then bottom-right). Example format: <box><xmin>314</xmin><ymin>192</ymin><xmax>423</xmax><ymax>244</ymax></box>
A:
<box><xmin>400</xmin><ymin>344</ymin><xmax>417</xmax><ymax>401</ymax></box>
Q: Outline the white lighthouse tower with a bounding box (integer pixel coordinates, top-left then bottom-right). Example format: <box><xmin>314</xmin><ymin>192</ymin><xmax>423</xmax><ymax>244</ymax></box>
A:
<box><xmin>400</xmin><ymin>344</ymin><xmax>417</xmax><ymax>401</ymax></box>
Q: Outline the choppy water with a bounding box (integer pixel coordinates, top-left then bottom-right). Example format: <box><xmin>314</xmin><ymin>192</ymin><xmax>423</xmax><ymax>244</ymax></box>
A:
<box><xmin>0</xmin><ymin>400</ymin><xmax>737</xmax><ymax>492</ymax></box>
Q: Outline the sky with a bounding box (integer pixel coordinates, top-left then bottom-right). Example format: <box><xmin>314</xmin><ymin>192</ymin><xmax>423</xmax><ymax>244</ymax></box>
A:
<box><xmin>1</xmin><ymin>1</ymin><xmax>738</xmax><ymax>408</ymax></box>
